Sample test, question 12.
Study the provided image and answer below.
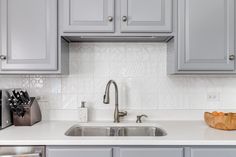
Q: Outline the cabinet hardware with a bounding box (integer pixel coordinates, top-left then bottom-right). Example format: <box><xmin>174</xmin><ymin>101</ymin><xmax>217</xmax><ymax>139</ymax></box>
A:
<box><xmin>122</xmin><ymin>16</ymin><xmax>128</xmax><ymax>22</ymax></box>
<box><xmin>0</xmin><ymin>55</ymin><xmax>6</xmax><ymax>60</ymax></box>
<box><xmin>108</xmin><ymin>16</ymin><xmax>113</xmax><ymax>22</ymax></box>
<box><xmin>229</xmin><ymin>55</ymin><xmax>235</xmax><ymax>61</ymax></box>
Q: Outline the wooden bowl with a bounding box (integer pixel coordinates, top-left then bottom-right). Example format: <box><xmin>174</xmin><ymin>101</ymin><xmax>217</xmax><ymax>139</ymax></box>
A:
<box><xmin>204</xmin><ymin>112</ymin><xmax>236</xmax><ymax>130</ymax></box>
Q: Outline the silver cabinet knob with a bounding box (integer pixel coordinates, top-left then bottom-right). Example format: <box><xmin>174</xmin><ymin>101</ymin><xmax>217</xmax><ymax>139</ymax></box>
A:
<box><xmin>108</xmin><ymin>16</ymin><xmax>113</xmax><ymax>22</ymax></box>
<box><xmin>122</xmin><ymin>16</ymin><xmax>128</xmax><ymax>22</ymax></box>
<box><xmin>0</xmin><ymin>55</ymin><xmax>6</xmax><ymax>60</ymax></box>
<box><xmin>229</xmin><ymin>55</ymin><xmax>235</xmax><ymax>61</ymax></box>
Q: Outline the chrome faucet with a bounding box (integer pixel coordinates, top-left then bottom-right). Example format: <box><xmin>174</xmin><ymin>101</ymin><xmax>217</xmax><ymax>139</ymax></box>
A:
<box><xmin>103</xmin><ymin>80</ymin><xmax>127</xmax><ymax>123</ymax></box>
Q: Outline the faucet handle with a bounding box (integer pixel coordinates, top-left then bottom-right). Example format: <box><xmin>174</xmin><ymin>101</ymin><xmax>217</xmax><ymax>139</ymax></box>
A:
<box><xmin>136</xmin><ymin>114</ymin><xmax>148</xmax><ymax>123</ymax></box>
<box><xmin>119</xmin><ymin>111</ymin><xmax>128</xmax><ymax>117</ymax></box>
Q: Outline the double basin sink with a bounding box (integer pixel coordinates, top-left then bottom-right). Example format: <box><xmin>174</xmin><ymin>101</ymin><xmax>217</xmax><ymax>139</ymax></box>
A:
<box><xmin>65</xmin><ymin>125</ymin><xmax>167</xmax><ymax>137</ymax></box>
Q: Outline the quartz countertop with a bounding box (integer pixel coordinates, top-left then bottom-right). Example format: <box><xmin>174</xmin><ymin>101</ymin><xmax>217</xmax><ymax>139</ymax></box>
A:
<box><xmin>0</xmin><ymin>121</ymin><xmax>236</xmax><ymax>145</ymax></box>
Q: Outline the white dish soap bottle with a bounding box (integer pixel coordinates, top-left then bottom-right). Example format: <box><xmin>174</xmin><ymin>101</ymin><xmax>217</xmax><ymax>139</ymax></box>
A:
<box><xmin>78</xmin><ymin>101</ymin><xmax>88</xmax><ymax>123</ymax></box>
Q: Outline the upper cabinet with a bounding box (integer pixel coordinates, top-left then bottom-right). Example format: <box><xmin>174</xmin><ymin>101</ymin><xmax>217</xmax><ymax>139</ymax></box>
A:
<box><xmin>59</xmin><ymin>0</ymin><xmax>173</xmax><ymax>37</ymax></box>
<box><xmin>1</xmin><ymin>0</ymin><xmax>234</xmax><ymax>75</ymax></box>
<box><xmin>61</xmin><ymin>0</ymin><xmax>115</xmax><ymax>33</ymax></box>
<box><xmin>168</xmin><ymin>0</ymin><xmax>235</xmax><ymax>74</ymax></box>
<box><xmin>120</xmin><ymin>0</ymin><xmax>172</xmax><ymax>33</ymax></box>
<box><xmin>0</xmin><ymin>0</ymin><xmax>63</xmax><ymax>74</ymax></box>
<box><xmin>178</xmin><ymin>0</ymin><xmax>235</xmax><ymax>71</ymax></box>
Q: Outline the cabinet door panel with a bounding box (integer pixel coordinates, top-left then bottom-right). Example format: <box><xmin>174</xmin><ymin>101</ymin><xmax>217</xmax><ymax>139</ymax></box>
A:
<box><xmin>190</xmin><ymin>148</ymin><xmax>236</xmax><ymax>157</ymax></box>
<box><xmin>62</xmin><ymin>0</ymin><xmax>114</xmax><ymax>33</ymax></box>
<box><xmin>120</xmin><ymin>148</ymin><xmax>183</xmax><ymax>157</ymax></box>
<box><xmin>0</xmin><ymin>0</ymin><xmax>57</xmax><ymax>71</ymax></box>
<box><xmin>47</xmin><ymin>147</ymin><xmax>113</xmax><ymax>157</ymax></box>
<box><xmin>178</xmin><ymin>0</ymin><xmax>235</xmax><ymax>71</ymax></box>
<box><xmin>120</xmin><ymin>0</ymin><xmax>172</xmax><ymax>32</ymax></box>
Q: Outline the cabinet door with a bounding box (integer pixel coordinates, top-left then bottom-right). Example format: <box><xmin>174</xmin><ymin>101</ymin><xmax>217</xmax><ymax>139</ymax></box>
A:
<box><xmin>0</xmin><ymin>0</ymin><xmax>57</xmax><ymax>71</ymax></box>
<box><xmin>120</xmin><ymin>148</ymin><xmax>183</xmax><ymax>157</ymax></box>
<box><xmin>47</xmin><ymin>147</ymin><xmax>113</xmax><ymax>157</ymax></box>
<box><xmin>190</xmin><ymin>148</ymin><xmax>236</xmax><ymax>157</ymax></box>
<box><xmin>178</xmin><ymin>0</ymin><xmax>235</xmax><ymax>71</ymax></box>
<box><xmin>120</xmin><ymin>0</ymin><xmax>172</xmax><ymax>33</ymax></box>
<box><xmin>61</xmin><ymin>0</ymin><xmax>114</xmax><ymax>33</ymax></box>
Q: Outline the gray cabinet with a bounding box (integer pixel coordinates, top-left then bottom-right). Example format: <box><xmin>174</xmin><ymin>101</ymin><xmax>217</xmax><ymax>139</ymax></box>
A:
<box><xmin>60</xmin><ymin>0</ymin><xmax>172</xmax><ymax>34</ymax></box>
<box><xmin>120</xmin><ymin>0</ymin><xmax>172</xmax><ymax>33</ymax></box>
<box><xmin>0</xmin><ymin>0</ymin><xmax>58</xmax><ymax>72</ymax></box>
<box><xmin>0</xmin><ymin>0</ymin><xmax>58</xmax><ymax>73</ymax></box>
<box><xmin>47</xmin><ymin>146</ymin><xmax>183</xmax><ymax>157</ymax></box>
<box><xmin>47</xmin><ymin>146</ymin><xmax>236</xmax><ymax>157</ymax></box>
<box><xmin>189</xmin><ymin>148</ymin><xmax>236</xmax><ymax>157</ymax></box>
<box><xmin>177</xmin><ymin>0</ymin><xmax>235</xmax><ymax>71</ymax></box>
<box><xmin>47</xmin><ymin>147</ymin><xmax>113</xmax><ymax>157</ymax></box>
<box><xmin>61</xmin><ymin>0</ymin><xmax>115</xmax><ymax>33</ymax></box>
<box><xmin>120</xmin><ymin>147</ymin><xmax>183</xmax><ymax>157</ymax></box>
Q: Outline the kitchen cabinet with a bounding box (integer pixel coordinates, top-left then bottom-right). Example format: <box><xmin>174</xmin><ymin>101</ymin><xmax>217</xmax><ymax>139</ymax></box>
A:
<box><xmin>188</xmin><ymin>148</ymin><xmax>236</xmax><ymax>157</ymax></box>
<box><xmin>0</xmin><ymin>0</ymin><xmax>59</xmax><ymax>73</ymax></box>
<box><xmin>47</xmin><ymin>147</ymin><xmax>113</xmax><ymax>157</ymax></box>
<box><xmin>120</xmin><ymin>0</ymin><xmax>172</xmax><ymax>33</ymax></box>
<box><xmin>120</xmin><ymin>147</ymin><xmax>183</xmax><ymax>157</ymax></box>
<box><xmin>61</xmin><ymin>0</ymin><xmax>115</xmax><ymax>33</ymax></box>
<box><xmin>47</xmin><ymin>146</ymin><xmax>236</xmax><ymax>157</ymax></box>
<box><xmin>168</xmin><ymin>0</ymin><xmax>235</xmax><ymax>74</ymax></box>
<box><xmin>59</xmin><ymin>0</ymin><xmax>173</xmax><ymax>36</ymax></box>
<box><xmin>47</xmin><ymin>146</ymin><xmax>183</xmax><ymax>157</ymax></box>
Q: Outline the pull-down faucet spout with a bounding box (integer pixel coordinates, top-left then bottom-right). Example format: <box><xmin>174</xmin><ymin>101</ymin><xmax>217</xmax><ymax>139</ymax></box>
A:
<box><xmin>103</xmin><ymin>80</ymin><xmax>127</xmax><ymax>123</ymax></box>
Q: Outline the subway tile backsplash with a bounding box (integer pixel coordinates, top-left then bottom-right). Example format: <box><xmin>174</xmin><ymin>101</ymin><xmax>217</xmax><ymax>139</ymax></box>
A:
<box><xmin>2</xmin><ymin>42</ymin><xmax>236</xmax><ymax>121</ymax></box>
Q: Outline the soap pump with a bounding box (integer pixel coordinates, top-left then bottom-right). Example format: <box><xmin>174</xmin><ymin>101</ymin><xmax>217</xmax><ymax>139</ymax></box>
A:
<box><xmin>78</xmin><ymin>101</ymin><xmax>88</xmax><ymax>123</ymax></box>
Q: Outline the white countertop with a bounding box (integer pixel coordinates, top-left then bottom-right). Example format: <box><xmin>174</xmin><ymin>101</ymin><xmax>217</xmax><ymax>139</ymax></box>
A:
<box><xmin>0</xmin><ymin>121</ymin><xmax>236</xmax><ymax>146</ymax></box>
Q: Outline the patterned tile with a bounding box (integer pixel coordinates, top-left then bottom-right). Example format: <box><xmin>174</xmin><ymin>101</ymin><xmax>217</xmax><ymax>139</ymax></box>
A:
<box><xmin>2</xmin><ymin>42</ymin><xmax>236</xmax><ymax>120</ymax></box>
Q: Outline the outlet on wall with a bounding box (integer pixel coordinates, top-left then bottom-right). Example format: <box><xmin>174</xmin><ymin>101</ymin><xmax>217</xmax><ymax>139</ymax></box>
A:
<box><xmin>207</xmin><ymin>92</ymin><xmax>220</xmax><ymax>102</ymax></box>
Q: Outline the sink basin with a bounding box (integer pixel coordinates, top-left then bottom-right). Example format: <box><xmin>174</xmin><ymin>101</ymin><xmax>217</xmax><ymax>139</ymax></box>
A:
<box><xmin>65</xmin><ymin>125</ymin><xmax>167</xmax><ymax>137</ymax></box>
<box><xmin>122</xmin><ymin>126</ymin><xmax>166</xmax><ymax>136</ymax></box>
<box><xmin>65</xmin><ymin>126</ymin><xmax>111</xmax><ymax>136</ymax></box>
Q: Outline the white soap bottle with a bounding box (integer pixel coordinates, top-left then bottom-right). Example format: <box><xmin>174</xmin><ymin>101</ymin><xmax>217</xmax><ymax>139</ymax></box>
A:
<box><xmin>78</xmin><ymin>101</ymin><xmax>88</xmax><ymax>123</ymax></box>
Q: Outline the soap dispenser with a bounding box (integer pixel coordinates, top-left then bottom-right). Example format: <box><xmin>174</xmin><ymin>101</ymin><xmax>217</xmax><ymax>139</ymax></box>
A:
<box><xmin>78</xmin><ymin>101</ymin><xmax>88</xmax><ymax>123</ymax></box>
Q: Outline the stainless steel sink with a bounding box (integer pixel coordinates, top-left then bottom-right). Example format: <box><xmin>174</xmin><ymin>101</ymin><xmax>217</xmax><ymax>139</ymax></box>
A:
<box><xmin>122</xmin><ymin>126</ymin><xmax>166</xmax><ymax>136</ymax></box>
<box><xmin>65</xmin><ymin>126</ymin><xmax>111</xmax><ymax>136</ymax></box>
<box><xmin>65</xmin><ymin>125</ymin><xmax>167</xmax><ymax>137</ymax></box>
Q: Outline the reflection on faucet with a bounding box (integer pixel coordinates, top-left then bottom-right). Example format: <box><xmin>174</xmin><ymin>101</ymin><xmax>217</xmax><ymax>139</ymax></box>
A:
<box><xmin>103</xmin><ymin>80</ymin><xmax>127</xmax><ymax>123</ymax></box>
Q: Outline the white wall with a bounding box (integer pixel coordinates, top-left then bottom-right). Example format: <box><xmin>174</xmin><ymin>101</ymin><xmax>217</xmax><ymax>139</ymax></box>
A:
<box><xmin>2</xmin><ymin>42</ymin><xmax>236</xmax><ymax>121</ymax></box>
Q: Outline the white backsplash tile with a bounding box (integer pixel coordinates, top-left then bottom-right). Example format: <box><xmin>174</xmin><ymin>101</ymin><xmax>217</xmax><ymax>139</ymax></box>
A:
<box><xmin>2</xmin><ymin>42</ymin><xmax>236</xmax><ymax>121</ymax></box>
